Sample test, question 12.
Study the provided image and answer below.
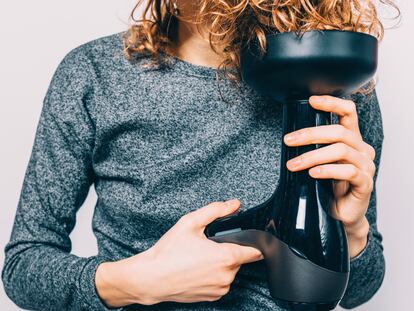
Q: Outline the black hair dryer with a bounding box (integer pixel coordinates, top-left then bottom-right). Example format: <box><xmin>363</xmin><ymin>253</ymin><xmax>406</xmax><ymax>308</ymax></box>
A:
<box><xmin>204</xmin><ymin>30</ymin><xmax>378</xmax><ymax>310</ymax></box>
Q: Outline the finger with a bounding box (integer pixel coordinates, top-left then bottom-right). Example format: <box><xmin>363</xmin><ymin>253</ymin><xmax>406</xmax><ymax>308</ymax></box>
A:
<box><xmin>363</xmin><ymin>143</ymin><xmax>376</xmax><ymax>161</ymax></box>
<box><xmin>284</xmin><ymin>124</ymin><xmax>376</xmax><ymax>160</ymax></box>
<box><xmin>309</xmin><ymin>163</ymin><xmax>374</xmax><ymax>199</ymax></box>
<box><xmin>309</xmin><ymin>95</ymin><xmax>361</xmax><ymax>136</ymax></box>
<box><xmin>284</xmin><ymin>124</ymin><xmax>368</xmax><ymax>154</ymax></box>
<box><xmin>223</xmin><ymin>243</ymin><xmax>264</xmax><ymax>266</ymax></box>
<box><xmin>184</xmin><ymin>199</ymin><xmax>241</xmax><ymax>229</ymax></box>
<box><xmin>287</xmin><ymin>142</ymin><xmax>375</xmax><ymax>176</ymax></box>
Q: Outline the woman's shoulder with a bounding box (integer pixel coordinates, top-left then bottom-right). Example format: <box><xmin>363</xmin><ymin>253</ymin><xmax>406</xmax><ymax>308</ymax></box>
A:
<box><xmin>70</xmin><ymin>31</ymin><xmax>127</xmax><ymax>62</ymax></box>
<box><xmin>43</xmin><ymin>32</ymin><xmax>134</xmax><ymax>125</ymax></box>
<box><xmin>56</xmin><ymin>30</ymin><xmax>152</xmax><ymax>79</ymax></box>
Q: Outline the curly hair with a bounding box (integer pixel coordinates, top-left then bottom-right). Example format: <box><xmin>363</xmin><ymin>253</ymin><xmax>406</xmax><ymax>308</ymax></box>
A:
<box><xmin>122</xmin><ymin>0</ymin><xmax>400</xmax><ymax>94</ymax></box>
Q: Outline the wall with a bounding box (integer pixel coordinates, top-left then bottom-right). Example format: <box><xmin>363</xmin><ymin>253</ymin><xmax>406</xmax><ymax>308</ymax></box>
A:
<box><xmin>0</xmin><ymin>1</ymin><xmax>412</xmax><ymax>310</ymax></box>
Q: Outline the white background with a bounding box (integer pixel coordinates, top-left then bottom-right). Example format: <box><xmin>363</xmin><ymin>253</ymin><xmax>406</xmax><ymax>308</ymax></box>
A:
<box><xmin>0</xmin><ymin>1</ymin><xmax>413</xmax><ymax>310</ymax></box>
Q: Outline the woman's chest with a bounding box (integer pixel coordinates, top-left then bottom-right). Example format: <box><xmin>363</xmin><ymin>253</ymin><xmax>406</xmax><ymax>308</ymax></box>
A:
<box><xmin>91</xmin><ymin>74</ymin><xmax>284</xmax><ymax>234</ymax></box>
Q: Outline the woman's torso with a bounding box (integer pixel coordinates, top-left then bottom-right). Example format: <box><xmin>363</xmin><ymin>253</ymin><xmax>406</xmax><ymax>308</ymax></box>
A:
<box><xmin>87</xmin><ymin>31</ymin><xmax>286</xmax><ymax>310</ymax></box>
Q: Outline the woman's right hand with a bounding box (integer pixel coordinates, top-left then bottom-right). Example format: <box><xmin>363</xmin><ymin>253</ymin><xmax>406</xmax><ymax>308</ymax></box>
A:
<box><xmin>95</xmin><ymin>199</ymin><xmax>264</xmax><ymax>308</ymax></box>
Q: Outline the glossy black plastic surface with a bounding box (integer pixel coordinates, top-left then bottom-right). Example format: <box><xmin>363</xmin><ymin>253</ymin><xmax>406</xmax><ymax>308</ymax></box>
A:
<box><xmin>204</xmin><ymin>30</ymin><xmax>378</xmax><ymax>310</ymax></box>
<box><xmin>274</xmin><ymin>99</ymin><xmax>349</xmax><ymax>273</ymax></box>
<box><xmin>240</xmin><ymin>30</ymin><xmax>378</xmax><ymax>101</ymax></box>
<box><xmin>209</xmin><ymin>229</ymin><xmax>349</xmax><ymax>304</ymax></box>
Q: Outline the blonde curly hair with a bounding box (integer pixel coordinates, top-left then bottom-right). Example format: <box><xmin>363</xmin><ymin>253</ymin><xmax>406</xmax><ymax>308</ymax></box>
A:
<box><xmin>122</xmin><ymin>0</ymin><xmax>400</xmax><ymax>93</ymax></box>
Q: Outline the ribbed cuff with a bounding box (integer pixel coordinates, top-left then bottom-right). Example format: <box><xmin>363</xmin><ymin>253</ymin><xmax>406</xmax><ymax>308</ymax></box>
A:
<box><xmin>340</xmin><ymin>226</ymin><xmax>385</xmax><ymax>308</ymax></box>
<box><xmin>78</xmin><ymin>256</ymin><xmax>124</xmax><ymax>311</ymax></box>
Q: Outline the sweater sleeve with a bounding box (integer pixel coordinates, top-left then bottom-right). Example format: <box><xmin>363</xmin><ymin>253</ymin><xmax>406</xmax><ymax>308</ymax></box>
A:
<box><xmin>1</xmin><ymin>46</ymin><xmax>121</xmax><ymax>311</ymax></box>
<box><xmin>339</xmin><ymin>88</ymin><xmax>386</xmax><ymax>309</ymax></box>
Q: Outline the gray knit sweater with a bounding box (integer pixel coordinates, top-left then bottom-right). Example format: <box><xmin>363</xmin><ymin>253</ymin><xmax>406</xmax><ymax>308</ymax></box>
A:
<box><xmin>2</xmin><ymin>31</ymin><xmax>385</xmax><ymax>311</ymax></box>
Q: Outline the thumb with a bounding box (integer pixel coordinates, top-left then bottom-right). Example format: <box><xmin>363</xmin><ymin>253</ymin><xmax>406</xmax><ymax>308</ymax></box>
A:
<box><xmin>225</xmin><ymin>243</ymin><xmax>264</xmax><ymax>265</ymax></box>
<box><xmin>188</xmin><ymin>199</ymin><xmax>240</xmax><ymax>229</ymax></box>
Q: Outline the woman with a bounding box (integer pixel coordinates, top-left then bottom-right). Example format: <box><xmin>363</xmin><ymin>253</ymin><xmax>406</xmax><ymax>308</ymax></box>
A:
<box><xmin>2</xmin><ymin>0</ymin><xmax>396</xmax><ymax>310</ymax></box>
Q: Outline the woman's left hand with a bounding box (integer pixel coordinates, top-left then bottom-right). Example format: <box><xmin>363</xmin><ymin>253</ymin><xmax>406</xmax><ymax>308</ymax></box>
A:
<box><xmin>283</xmin><ymin>95</ymin><xmax>376</xmax><ymax>258</ymax></box>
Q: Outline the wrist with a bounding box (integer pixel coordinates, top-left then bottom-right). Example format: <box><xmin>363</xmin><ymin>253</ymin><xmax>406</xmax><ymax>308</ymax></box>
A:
<box><xmin>345</xmin><ymin>217</ymin><xmax>370</xmax><ymax>258</ymax></box>
<box><xmin>95</xmin><ymin>251</ymin><xmax>159</xmax><ymax>308</ymax></box>
<box><xmin>95</xmin><ymin>261</ymin><xmax>134</xmax><ymax>308</ymax></box>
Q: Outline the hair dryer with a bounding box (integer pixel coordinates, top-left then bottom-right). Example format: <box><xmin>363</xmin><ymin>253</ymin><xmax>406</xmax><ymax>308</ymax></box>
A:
<box><xmin>204</xmin><ymin>30</ymin><xmax>378</xmax><ymax>310</ymax></box>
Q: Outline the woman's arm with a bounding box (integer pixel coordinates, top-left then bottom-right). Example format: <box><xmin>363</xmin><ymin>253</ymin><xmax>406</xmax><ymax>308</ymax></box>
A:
<box><xmin>1</xmin><ymin>43</ymin><xmax>264</xmax><ymax>311</ymax></box>
<box><xmin>1</xmin><ymin>46</ymin><xmax>120</xmax><ymax>311</ymax></box>
<box><xmin>339</xmin><ymin>89</ymin><xmax>386</xmax><ymax>308</ymax></box>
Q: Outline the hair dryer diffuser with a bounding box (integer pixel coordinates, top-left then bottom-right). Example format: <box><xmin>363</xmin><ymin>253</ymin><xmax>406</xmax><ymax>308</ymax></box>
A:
<box><xmin>204</xmin><ymin>30</ymin><xmax>378</xmax><ymax>310</ymax></box>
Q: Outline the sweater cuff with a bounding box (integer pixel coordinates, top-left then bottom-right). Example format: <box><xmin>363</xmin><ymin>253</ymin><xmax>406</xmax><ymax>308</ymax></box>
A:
<box><xmin>339</xmin><ymin>226</ymin><xmax>385</xmax><ymax>309</ymax></box>
<box><xmin>78</xmin><ymin>256</ymin><xmax>124</xmax><ymax>311</ymax></box>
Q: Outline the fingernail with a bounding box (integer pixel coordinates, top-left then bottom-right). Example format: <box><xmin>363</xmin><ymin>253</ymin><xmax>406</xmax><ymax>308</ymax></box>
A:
<box><xmin>284</xmin><ymin>133</ymin><xmax>297</xmax><ymax>143</ymax></box>
<box><xmin>310</xmin><ymin>96</ymin><xmax>323</xmax><ymax>103</ymax></box>
<box><xmin>310</xmin><ymin>167</ymin><xmax>321</xmax><ymax>174</ymax></box>
<box><xmin>288</xmin><ymin>158</ymin><xmax>302</xmax><ymax>167</ymax></box>
<box><xmin>226</xmin><ymin>199</ymin><xmax>239</xmax><ymax>205</ymax></box>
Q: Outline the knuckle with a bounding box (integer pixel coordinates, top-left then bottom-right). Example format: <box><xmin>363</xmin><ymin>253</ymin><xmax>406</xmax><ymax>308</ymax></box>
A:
<box><xmin>364</xmin><ymin>176</ymin><xmax>374</xmax><ymax>193</ymax></box>
<box><xmin>343</xmin><ymin>215</ymin><xmax>360</xmax><ymax>226</ymax></box>
<box><xmin>221</xmin><ymin>273</ymin><xmax>235</xmax><ymax>286</ymax></box>
<box><xmin>345</xmin><ymin>100</ymin><xmax>357</xmax><ymax>114</ymax></box>
<box><xmin>361</xmin><ymin>144</ymin><xmax>375</xmax><ymax>161</ymax></box>
<box><xmin>348</xmin><ymin>166</ymin><xmax>359</xmax><ymax>179</ymax></box>
<box><xmin>368</xmin><ymin>144</ymin><xmax>376</xmax><ymax>159</ymax></box>
<box><xmin>219</xmin><ymin>247</ymin><xmax>237</xmax><ymax>267</ymax></box>
<box><xmin>225</xmin><ymin>253</ymin><xmax>238</xmax><ymax>268</ymax></box>
<box><xmin>218</xmin><ymin>285</ymin><xmax>231</xmax><ymax>296</ymax></box>
<box><xmin>336</xmin><ymin>124</ymin><xmax>347</xmax><ymax>138</ymax></box>
<box><xmin>368</xmin><ymin>161</ymin><xmax>376</xmax><ymax>176</ymax></box>
<box><xmin>178</xmin><ymin>213</ymin><xmax>198</xmax><ymax>229</ymax></box>
<box><xmin>338</xmin><ymin>143</ymin><xmax>350</xmax><ymax>158</ymax></box>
